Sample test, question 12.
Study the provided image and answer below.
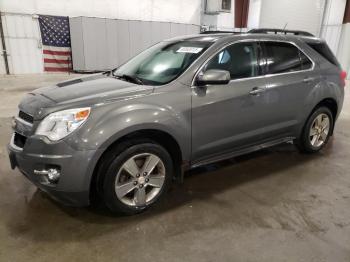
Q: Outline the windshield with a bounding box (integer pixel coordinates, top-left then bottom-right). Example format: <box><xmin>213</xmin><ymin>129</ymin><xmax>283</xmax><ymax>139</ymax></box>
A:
<box><xmin>112</xmin><ymin>40</ymin><xmax>212</xmax><ymax>85</ymax></box>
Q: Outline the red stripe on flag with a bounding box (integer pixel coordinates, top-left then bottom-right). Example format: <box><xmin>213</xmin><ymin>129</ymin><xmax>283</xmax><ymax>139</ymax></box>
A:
<box><xmin>44</xmin><ymin>58</ymin><xmax>70</xmax><ymax>64</ymax></box>
<box><xmin>43</xmin><ymin>49</ymin><xmax>72</xmax><ymax>56</ymax></box>
<box><xmin>44</xmin><ymin>67</ymin><xmax>70</xmax><ymax>72</ymax></box>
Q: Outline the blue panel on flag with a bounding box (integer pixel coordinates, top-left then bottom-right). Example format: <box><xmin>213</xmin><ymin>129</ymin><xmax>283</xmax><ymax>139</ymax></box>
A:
<box><xmin>38</xmin><ymin>15</ymin><xmax>71</xmax><ymax>48</ymax></box>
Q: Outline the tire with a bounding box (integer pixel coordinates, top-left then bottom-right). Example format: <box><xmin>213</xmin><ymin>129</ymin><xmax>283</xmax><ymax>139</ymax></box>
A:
<box><xmin>296</xmin><ymin>106</ymin><xmax>334</xmax><ymax>153</ymax></box>
<box><xmin>98</xmin><ymin>139</ymin><xmax>173</xmax><ymax>215</ymax></box>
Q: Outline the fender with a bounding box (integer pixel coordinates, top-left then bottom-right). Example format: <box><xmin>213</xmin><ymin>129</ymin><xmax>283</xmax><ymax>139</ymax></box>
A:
<box><xmin>67</xmin><ymin>101</ymin><xmax>191</xmax><ymax>161</ymax></box>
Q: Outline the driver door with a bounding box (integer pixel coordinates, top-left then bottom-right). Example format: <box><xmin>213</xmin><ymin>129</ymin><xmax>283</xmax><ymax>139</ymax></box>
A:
<box><xmin>191</xmin><ymin>41</ymin><xmax>270</xmax><ymax>163</ymax></box>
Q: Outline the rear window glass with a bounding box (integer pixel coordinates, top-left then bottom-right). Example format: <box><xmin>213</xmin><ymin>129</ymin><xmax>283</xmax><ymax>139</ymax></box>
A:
<box><xmin>264</xmin><ymin>42</ymin><xmax>302</xmax><ymax>74</ymax></box>
<box><xmin>307</xmin><ymin>43</ymin><xmax>340</xmax><ymax>67</ymax></box>
<box><xmin>300</xmin><ymin>52</ymin><xmax>313</xmax><ymax>70</ymax></box>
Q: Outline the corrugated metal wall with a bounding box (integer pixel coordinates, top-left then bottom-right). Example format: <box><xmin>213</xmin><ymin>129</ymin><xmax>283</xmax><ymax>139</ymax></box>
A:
<box><xmin>258</xmin><ymin>0</ymin><xmax>325</xmax><ymax>36</ymax></box>
<box><xmin>70</xmin><ymin>17</ymin><xmax>200</xmax><ymax>71</ymax></box>
<box><xmin>0</xmin><ymin>13</ymin><xmax>43</xmax><ymax>74</ymax></box>
<box><xmin>320</xmin><ymin>0</ymin><xmax>347</xmax><ymax>54</ymax></box>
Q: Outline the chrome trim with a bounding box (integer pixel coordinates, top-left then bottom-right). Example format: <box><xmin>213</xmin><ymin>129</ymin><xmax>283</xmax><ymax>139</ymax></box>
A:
<box><xmin>10</xmin><ymin>133</ymin><xmax>23</xmax><ymax>151</ymax></box>
<box><xmin>15</xmin><ymin>116</ymin><xmax>33</xmax><ymax>127</ymax></box>
<box><xmin>26</xmin><ymin>153</ymin><xmax>72</xmax><ymax>159</ymax></box>
<box><xmin>191</xmin><ymin>38</ymin><xmax>316</xmax><ymax>87</ymax></box>
<box><xmin>33</xmin><ymin>170</ymin><xmax>50</xmax><ymax>175</ymax></box>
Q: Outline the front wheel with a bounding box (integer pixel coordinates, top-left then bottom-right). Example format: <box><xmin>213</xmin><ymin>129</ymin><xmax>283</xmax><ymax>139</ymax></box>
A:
<box><xmin>100</xmin><ymin>140</ymin><xmax>173</xmax><ymax>214</ymax></box>
<box><xmin>296</xmin><ymin>106</ymin><xmax>334</xmax><ymax>153</ymax></box>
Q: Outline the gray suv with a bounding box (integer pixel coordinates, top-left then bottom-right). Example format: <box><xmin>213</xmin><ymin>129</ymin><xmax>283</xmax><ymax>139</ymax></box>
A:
<box><xmin>8</xmin><ymin>29</ymin><xmax>346</xmax><ymax>214</ymax></box>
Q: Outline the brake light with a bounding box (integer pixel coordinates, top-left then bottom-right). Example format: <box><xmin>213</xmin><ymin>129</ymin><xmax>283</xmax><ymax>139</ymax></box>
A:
<box><xmin>340</xmin><ymin>70</ymin><xmax>347</xmax><ymax>87</ymax></box>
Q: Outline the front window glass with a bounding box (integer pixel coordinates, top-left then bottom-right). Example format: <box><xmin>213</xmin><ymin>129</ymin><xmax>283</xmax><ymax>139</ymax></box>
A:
<box><xmin>205</xmin><ymin>42</ymin><xmax>260</xmax><ymax>80</ymax></box>
<box><xmin>113</xmin><ymin>41</ymin><xmax>212</xmax><ymax>85</ymax></box>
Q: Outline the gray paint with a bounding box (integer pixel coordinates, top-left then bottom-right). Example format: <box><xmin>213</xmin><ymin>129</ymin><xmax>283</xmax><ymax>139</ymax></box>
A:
<box><xmin>70</xmin><ymin>17</ymin><xmax>200</xmax><ymax>71</ymax></box>
<box><xmin>8</xmin><ymin>33</ymin><xmax>344</xmax><ymax>206</ymax></box>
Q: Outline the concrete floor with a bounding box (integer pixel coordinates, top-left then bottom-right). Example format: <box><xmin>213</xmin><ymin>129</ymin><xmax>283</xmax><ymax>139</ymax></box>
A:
<box><xmin>0</xmin><ymin>74</ymin><xmax>350</xmax><ymax>262</ymax></box>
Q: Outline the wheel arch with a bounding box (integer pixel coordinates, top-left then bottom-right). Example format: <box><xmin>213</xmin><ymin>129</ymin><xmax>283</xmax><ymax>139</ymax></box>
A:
<box><xmin>304</xmin><ymin>97</ymin><xmax>338</xmax><ymax>136</ymax></box>
<box><xmin>89</xmin><ymin>128</ymin><xmax>184</xmax><ymax>202</ymax></box>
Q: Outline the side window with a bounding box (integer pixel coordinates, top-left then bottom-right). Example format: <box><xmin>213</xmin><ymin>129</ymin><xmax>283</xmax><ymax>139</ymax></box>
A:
<box><xmin>205</xmin><ymin>42</ymin><xmax>260</xmax><ymax>80</ymax></box>
<box><xmin>264</xmin><ymin>42</ymin><xmax>303</xmax><ymax>74</ymax></box>
<box><xmin>299</xmin><ymin>51</ymin><xmax>313</xmax><ymax>70</ymax></box>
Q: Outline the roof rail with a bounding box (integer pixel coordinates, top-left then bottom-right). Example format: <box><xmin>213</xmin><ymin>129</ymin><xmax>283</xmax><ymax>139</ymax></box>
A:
<box><xmin>248</xmin><ymin>28</ymin><xmax>314</xmax><ymax>37</ymax></box>
<box><xmin>200</xmin><ymin>30</ymin><xmax>242</xmax><ymax>34</ymax></box>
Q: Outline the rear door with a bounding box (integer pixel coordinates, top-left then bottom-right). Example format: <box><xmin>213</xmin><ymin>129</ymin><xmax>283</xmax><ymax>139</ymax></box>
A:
<box><xmin>259</xmin><ymin>41</ymin><xmax>315</xmax><ymax>140</ymax></box>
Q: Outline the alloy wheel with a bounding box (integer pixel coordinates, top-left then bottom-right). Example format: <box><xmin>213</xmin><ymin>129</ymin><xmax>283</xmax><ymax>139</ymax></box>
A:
<box><xmin>309</xmin><ymin>113</ymin><xmax>330</xmax><ymax>148</ymax></box>
<box><xmin>114</xmin><ymin>153</ymin><xmax>166</xmax><ymax>207</ymax></box>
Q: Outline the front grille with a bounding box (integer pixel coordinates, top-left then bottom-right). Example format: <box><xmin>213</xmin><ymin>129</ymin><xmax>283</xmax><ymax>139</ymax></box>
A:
<box><xmin>14</xmin><ymin>133</ymin><xmax>27</xmax><ymax>148</ymax></box>
<box><xmin>18</xmin><ymin>111</ymin><xmax>34</xmax><ymax>124</ymax></box>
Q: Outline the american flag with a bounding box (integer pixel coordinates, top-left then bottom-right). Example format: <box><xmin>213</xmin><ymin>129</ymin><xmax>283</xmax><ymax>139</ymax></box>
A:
<box><xmin>38</xmin><ymin>15</ymin><xmax>72</xmax><ymax>72</ymax></box>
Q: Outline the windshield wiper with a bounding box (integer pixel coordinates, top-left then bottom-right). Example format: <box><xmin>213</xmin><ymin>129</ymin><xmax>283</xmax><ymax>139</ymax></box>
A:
<box><xmin>113</xmin><ymin>74</ymin><xmax>144</xmax><ymax>85</ymax></box>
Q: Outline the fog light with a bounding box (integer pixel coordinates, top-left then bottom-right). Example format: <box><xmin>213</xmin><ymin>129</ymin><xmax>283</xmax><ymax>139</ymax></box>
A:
<box><xmin>34</xmin><ymin>168</ymin><xmax>61</xmax><ymax>184</ymax></box>
<box><xmin>47</xmin><ymin>168</ymin><xmax>60</xmax><ymax>183</ymax></box>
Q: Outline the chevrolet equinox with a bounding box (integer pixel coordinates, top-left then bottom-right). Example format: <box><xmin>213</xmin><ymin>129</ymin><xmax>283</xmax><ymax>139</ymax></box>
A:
<box><xmin>8</xmin><ymin>29</ymin><xmax>346</xmax><ymax>214</ymax></box>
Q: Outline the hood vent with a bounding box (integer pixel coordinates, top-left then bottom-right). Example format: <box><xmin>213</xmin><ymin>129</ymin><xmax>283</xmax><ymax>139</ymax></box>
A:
<box><xmin>57</xmin><ymin>78</ymin><xmax>83</xmax><ymax>87</ymax></box>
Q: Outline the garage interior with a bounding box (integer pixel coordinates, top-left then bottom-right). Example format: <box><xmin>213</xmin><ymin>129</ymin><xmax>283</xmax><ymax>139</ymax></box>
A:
<box><xmin>1</xmin><ymin>0</ymin><xmax>350</xmax><ymax>261</ymax></box>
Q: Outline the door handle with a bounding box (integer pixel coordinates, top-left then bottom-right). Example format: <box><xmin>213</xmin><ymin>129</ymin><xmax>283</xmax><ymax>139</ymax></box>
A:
<box><xmin>303</xmin><ymin>77</ymin><xmax>314</xmax><ymax>83</ymax></box>
<box><xmin>249</xmin><ymin>87</ymin><xmax>265</xmax><ymax>95</ymax></box>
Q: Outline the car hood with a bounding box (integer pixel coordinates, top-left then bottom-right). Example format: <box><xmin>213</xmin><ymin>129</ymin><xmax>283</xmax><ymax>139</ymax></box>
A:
<box><xmin>31</xmin><ymin>73</ymin><xmax>153</xmax><ymax>105</ymax></box>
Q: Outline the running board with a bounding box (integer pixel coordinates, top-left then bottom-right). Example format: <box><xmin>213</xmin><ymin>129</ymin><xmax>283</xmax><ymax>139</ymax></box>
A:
<box><xmin>191</xmin><ymin>137</ymin><xmax>295</xmax><ymax>169</ymax></box>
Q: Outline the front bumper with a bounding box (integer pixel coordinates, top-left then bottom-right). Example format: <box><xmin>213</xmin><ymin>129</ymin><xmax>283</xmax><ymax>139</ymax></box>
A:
<box><xmin>8</xmin><ymin>134</ymin><xmax>101</xmax><ymax>207</ymax></box>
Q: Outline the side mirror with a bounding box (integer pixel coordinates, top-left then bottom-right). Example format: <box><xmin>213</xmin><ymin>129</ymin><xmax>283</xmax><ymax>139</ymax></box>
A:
<box><xmin>196</xmin><ymin>69</ymin><xmax>230</xmax><ymax>86</ymax></box>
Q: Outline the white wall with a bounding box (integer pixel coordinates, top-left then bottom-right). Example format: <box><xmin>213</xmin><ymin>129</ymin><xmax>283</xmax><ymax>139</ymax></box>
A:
<box><xmin>254</xmin><ymin>0</ymin><xmax>325</xmax><ymax>36</ymax></box>
<box><xmin>0</xmin><ymin>0</ymin><xmax>201</xmax><ymax>25</ymax></box>
<box><xmin>1</xmin><ymin>13</ymin><xmax>43</xmax><ymax>74</ymax></box>
<box><xmin>247</xmin><ymin>0</ymin><xmax>261</xmax><ymax>29</ymax></box>
<box><xmin>201</xmin><ymin>0</ymin><xmax>235</xmax><ymax>31</ymax></box>
<box><xmin>320</xmin><ymin>0</ymin><xmax>347</xmax><ymax>54</ymax></box>
<box><xmin>337</xmin><ymin>23</ymin><xmax>350</xmax><ymax>75</ymax></box>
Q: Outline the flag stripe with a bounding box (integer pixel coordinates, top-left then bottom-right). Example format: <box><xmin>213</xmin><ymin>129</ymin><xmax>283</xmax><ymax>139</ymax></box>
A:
<box><xmin>44</xmin><ymin>67</ymin><xmax>70</xmax><ymax>72</ymax></box>
<box><xmin>44</xmin><ymin>54</ymin><xmax>71</xmax><ymax>60</ymax></box>
<box><xmin>44</xmin><ymin>58</ymin><xmax>71</xmax><ymax>64</ymax></box>
<box><xmin>43</xmin><ymin>49</ymin><xmax>72</xmax><ymax>56</ymax></box>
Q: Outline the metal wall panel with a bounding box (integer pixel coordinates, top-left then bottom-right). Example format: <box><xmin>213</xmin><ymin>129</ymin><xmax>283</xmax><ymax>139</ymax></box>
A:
<box><xmin>129</xmin><ymin>20</ymin><xmax>143</xmax><ymax>56</ymax></box>
<box><xmin>0</xmin><ymin>31</ymin><xmax>6</xmax><ymax>74</ymax></box>
<box><xmin>116</xmin><ymin>19</ymin><xmax>131</xmax><ymax>66</ymax></box>
<box><xmin>321</xmin><ymin>25</ymin><xmax>343</xmax><ymax>55</ymax></box>
<box><xmin>70</xmin><ymin>17</ymin><xmax>85</xmax><ymax>71</ymax></box>
<box><xmin>82</xmin><ymin>17</ymin><xmax>108</xmax><ymax>71</ymax></box>
<box><xmin>105</xmin><ymin>19</ymin><xmax>119</xmax><ymax>69</ymax></box>
<box><xmin>70</xmin><ymin>17</ymin><xmax>200</xmax><ymax>71</ymax></box>
<box><xmin>1</xmin><ymin>14</ymin><xmax>43</xmax><ymax>74</ymax></box>
<box><xmin>140</xmin><ymin>21</ymin><xmax>153</xmax><ymax>49</ymax></box>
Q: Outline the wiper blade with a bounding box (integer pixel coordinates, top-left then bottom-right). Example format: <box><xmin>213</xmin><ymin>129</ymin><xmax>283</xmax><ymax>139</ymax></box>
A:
<box><xmin>114</xmin><ymin>74</ymin><xmax>144</xmax><ymax>85</ymax></box>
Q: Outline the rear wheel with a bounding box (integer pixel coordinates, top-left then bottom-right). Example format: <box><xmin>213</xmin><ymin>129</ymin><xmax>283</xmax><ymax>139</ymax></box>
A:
<box><xmin>99</xmin><ymin>140</ymin><xmax>173</xmax><ymax>214</ymax></box>
<box><xmin>296</xmin><ymin>106</ymin><xmax>333</xmax><ymax>153</ymax></box>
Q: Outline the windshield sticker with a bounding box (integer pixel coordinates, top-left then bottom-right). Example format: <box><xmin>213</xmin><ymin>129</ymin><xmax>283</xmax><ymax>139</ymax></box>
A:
<box><xmin>176</xmin><ymin>47</ymin><xmax>203</xmax><ymax>53</ymax></box>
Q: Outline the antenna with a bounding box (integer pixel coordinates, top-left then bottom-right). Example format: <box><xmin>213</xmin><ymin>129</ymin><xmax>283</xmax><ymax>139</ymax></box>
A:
<box><xmin>283</xmin><ymin>23</ymin><xmax>288</xmax><ymax>30</ymax></box>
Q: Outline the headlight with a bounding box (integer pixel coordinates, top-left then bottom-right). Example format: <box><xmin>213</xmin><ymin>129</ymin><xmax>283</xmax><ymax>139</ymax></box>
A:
<box><xmin>35</xmin><ymin>107</ymin><xmax>91</xmax><ymax>141</ymax></box>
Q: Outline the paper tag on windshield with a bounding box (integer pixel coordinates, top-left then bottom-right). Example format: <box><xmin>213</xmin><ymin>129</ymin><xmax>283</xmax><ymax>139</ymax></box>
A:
<box><xmin>176</xmin><ymin>47</ymin><xmax>203</xmax><ymax>53</ymax></box>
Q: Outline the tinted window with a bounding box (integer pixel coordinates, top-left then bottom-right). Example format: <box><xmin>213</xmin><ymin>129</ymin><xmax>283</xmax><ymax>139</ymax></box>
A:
<box><xmin>264</xmin><ymin>42</ymin><xmax>302</xmax><ymax>74</ymax></box>
<box><xmin>307</xmin><ymin>42</ymin><xmax>340</xmax><ymax>67</ymax></box>
<box><xmin>300</xmin><ymin>51</ymin><xmax>313</xmax><ymax>70</ymax></box>
<box><xmin>205</xmin><ymin>42</ymin><xmax>259</xmax><ymax>80</ymax></box>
